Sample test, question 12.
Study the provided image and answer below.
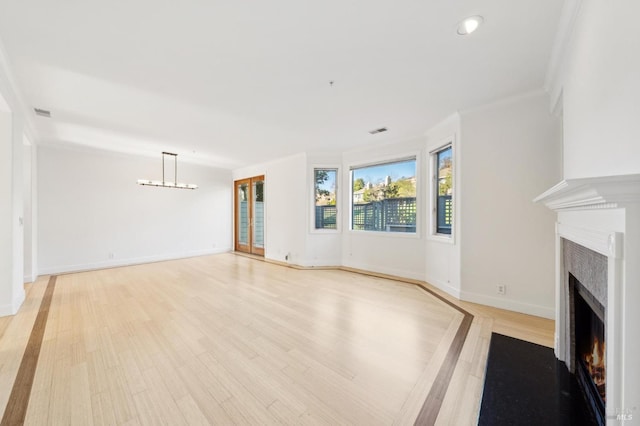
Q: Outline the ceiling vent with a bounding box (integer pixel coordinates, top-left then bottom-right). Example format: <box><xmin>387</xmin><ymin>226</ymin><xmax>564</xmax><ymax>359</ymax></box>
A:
<box><xmin>369</xmin><ymin>127</ymin><xmax>388</xmax><ymax>135</ymax></box>
<box><xmin>34</xmin><ymin>108</ymin><xmax>51</xmax><ymax>118</ymax></box>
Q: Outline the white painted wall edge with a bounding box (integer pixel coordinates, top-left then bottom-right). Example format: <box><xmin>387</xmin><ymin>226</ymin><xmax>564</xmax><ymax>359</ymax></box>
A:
<box><xmin>425</xmin><ymin>277</ymin><xmax>462</xmax><ymax>299</ymax></box>
<box><xmin>38</xmin><ymin>247</ymin><xmax>231</xmax><ymax>276</ymax></box>
<box><xmin>460</xmin><ymin>290</ymin><xmax>555</xmax><ymax>319</ymax></box>
<box><xmin>0</xmin><ymin>288</ymin><xmax>26</xmax><ymax>317</ymax></box>
<box><xmin>544</xmin><ymin>0</ymin><xmax>584</xmax><ymax>112</ymax></box>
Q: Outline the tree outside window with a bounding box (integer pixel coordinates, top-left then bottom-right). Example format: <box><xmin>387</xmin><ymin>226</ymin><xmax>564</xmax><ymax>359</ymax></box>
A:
<box><xmin>314</xmin><ymin>169</ymin><xmax>337</xmax><ymax>229</ymax></box>
<box><xmin>435</xmin><ymin>146</ymin><xmax>453</xmax><ymax>235</ymax></box>
<box><xmin>350</xmin><ymin>158</ymin><xmax>417</xmax><ymax>233</ymax></box>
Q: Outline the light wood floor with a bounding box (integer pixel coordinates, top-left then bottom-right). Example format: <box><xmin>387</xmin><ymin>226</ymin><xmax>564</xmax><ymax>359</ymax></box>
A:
<box><xmin>0</xmin><ymin>254</ymin><xmax>554</xmax><ymax>425</ymax></box>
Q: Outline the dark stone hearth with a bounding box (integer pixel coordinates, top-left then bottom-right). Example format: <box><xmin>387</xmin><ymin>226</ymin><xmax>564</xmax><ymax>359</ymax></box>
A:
<box><xmin>478</xmin><ymin>333</ymin><xmax>596</xmax><ymax>426</ymax></box>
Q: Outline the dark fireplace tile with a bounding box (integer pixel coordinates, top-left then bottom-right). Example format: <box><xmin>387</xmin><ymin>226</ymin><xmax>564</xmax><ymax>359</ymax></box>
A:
<box><xmin>479</xmin><ymin>333</ymin><xmax>597</xmax><ymax>425</ymax></box>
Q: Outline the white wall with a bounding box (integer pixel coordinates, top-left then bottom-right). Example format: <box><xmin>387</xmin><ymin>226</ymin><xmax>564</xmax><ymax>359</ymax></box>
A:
<box><xmin>233</xmin><ymin>153</ymin><xmax>309</xmax><ymax>264</ymax></box>
<box><xmin>459</xmin><ymin>92</ymin><xmax>561</xmax><ymax>318</ymax></box>
<box><xmin>425</xmin><ymin>114</ymin><xmax>461</xmax><ymax>297</ymax></box>
<box><xmin>230</xmin><ymin>93</ymin><xmax>561</xmax><ymax>320</ymax></box>
<box><xmin>0</xmin><ymin>64</ymin><xmax>26</xmax><ymax>316</ymax></box>
<box><xmin>0</xmin><ymin>109</ymin><xmax>16</xmax><ymax>314</ymax></box>
<box><xmin>305</xmin><ymin>153</ymin><xmax>342</xmax><ymax>266</ymax></box>
<box><xmin>560</xmin><ymin>0</ymin><xmax>640</xmax><ymax>179</ymax></box>
<box><xmin>549</xmin><ymin>0</ymin><xmax>640</xmax><ymax>416</ymax></box>
<box><xmin>341</xmin><ymin>138</ymin><xmax>426</xmax><ymax>280</ymax></box>
<box><xmin>22</xmin><ymin>140</ymin><xmax>37</xmax><ymax>282</ymax></box>
<box><xmin>38</xmin><ymin>145</ymin><xmax>232</xmax><ymax>274</ymax></box>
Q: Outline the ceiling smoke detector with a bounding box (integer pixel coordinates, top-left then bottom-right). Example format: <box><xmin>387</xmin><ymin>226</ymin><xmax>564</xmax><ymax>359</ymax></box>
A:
<box><xmin>34</xmin><ymin>108</ymin><xmax>51</xmax><ymax>118</ymax></box>
<box><xmin>369</xmin><ymin>127</ymin><xmax>388</xmax><ymax>135</ymax></box>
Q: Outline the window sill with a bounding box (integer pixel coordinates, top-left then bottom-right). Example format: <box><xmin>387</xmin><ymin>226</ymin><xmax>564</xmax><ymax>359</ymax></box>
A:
<box><xmin>347</xmin><ymin>229</ymin><xmax>420</xmax><ymax>239</ymax></box>
<box><xmin>427</xmin><ymin>233</ymin><xmax>454</xmax><ymax>244</ymax></box>
<box><xmin>309</xmin><ymin>228</ymin><xmax>341</xmax><ymax>235</ymax></box>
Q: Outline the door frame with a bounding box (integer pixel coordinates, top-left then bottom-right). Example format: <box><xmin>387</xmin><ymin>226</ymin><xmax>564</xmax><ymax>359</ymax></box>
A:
<box><xmin>234</xmin><ymin>175</ymin><xmax>265</xmax><ymax>256</ymax></box>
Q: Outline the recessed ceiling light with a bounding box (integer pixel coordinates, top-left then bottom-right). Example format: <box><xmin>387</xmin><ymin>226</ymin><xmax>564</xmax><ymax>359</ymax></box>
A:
<box><xmin>457</xmin><ymin>15</ymin><xmax>484</xmax><ymax>35</ymax></box>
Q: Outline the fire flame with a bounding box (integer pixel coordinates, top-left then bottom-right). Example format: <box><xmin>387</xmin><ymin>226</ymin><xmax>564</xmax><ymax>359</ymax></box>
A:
<box><xmin>584</xmin><ymin>337</ymin><xmax>606</xmax><ymax>402</ymax></box>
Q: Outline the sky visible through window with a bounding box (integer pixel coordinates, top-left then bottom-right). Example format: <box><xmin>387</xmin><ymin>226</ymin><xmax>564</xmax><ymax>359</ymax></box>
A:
<box><xmin>352</xmin><ymin>159</ymin><xmax>416</xmax><ymax>185</ymax></box>
<box><xmin>317</xmin><ymin>170</ymin><xmax>336</xmax><ymax>192</ymax></box>
<box><xmin>438</xmin><ymin>147</ymin><xmax>452</xmax><ymax>170</ymax></box>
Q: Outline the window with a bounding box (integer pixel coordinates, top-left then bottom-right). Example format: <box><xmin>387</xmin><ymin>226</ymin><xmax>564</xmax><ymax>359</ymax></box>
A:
<box><xmin>314</xmin><ymin>168</ymin><xmax>337</xmax><ymax>229</ymax></box>
<box><xmin>434</xmin><ymin>146</ymin><xmax>453</xmax><ymax>235</ymax></box>
<box><xmin>351</xmin><ymin>158</ymin><xmax>417</xmax><ymax>233</ymax></box>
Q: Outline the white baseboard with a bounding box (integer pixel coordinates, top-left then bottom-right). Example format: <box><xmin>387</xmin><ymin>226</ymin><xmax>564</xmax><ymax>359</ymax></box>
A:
<box><xmin>425</xmin><ymin>276</ymin><xmax>461</xmax><ymax>299</ymax></box>
<box><xmin>341</xmin><ymin>260</ymin><xmax>425</xmax><ymax>282</ymax></box>
<box><xmin>24</xmin><ymin>274</ymin><xmax>37</xmax><ymax>284</ymax></box>
<box><xmin>460</xmin><ymin>290</ymin><xmax>555</xmax><ymax>319</ymax></box>
<box><xmin>294</xmin><ymin>257</ymin><xmax>342</xmax><ymax>268</ymax></box>
<box><xmin>38</xmin><ymin>248</ymin><xmax>231</xmax><ymax>276</ymax></box>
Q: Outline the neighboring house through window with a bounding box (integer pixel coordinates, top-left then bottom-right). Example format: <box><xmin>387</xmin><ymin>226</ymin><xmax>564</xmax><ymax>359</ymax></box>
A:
<box><xmin>350</xmin><ymin>158</ymin><xmax>417</xmax><ymax>233</ymax></box>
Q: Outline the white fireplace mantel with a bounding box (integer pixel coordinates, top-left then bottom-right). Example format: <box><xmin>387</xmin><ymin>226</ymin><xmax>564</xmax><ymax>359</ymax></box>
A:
<box><xmin>535</xmin><ymin>174</ymin><xmax>640</xmax><ymax>424</ymax></box>
<box><xmin>534</xmin><ymin>173</ymin><xmax>640</xmax><ymax>211</ymax></box>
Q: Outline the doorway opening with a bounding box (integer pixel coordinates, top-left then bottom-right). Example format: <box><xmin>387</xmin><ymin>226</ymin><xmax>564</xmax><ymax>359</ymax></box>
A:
<box><xmin>234</xmin><ymin>176</ymin><xmax>265</xmax><ymax>256</ymax></box>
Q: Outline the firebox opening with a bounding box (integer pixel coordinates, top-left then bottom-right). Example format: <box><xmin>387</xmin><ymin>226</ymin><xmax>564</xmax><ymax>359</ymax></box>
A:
<box><xmin>572</xmin><ymin>274</ymin><xmax>606</xmax><ymax>426</ymax></box>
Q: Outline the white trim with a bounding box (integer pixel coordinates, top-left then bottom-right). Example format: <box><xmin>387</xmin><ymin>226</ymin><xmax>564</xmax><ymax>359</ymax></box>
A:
<box><xmin>348</xmin><ymin>154</ymin><xmax>417</xmax><ymax>171</ymax></box>
<box><xmin>38</xmin><ymin>248</ymin><xmax>230</xmax><ymax>276</ymax></box>
<box><xmin>458</xmin><ymin>89</ymin><xmax>547</xmax><ymax>116</ymax></box>
<box><xmin>557</xmin><ymin>223</ymin><xmax>623</xmax><ymax>259</ymax></box>
<box><xmin>534</xmin><ymin>174</ymin><xmax>640</xmax><ymax>211</ymax></box>
<box><xmin>426</xmin><ymin>276</ymin><xmax>461</xmax><ymax>299</ymax></box>
<box><xmin>347</xmin><ymin>151</ymin><xmax>421</xmax><ymax>236</ymax></box>
<box><xmin>342</xmin><ymin>260</ymin><xmax>424</xmax><ymax>283</ymax></box>
<box><xmin>428</xmin><ymin>137</ymin><xmax>455</xmax><ymax>242</ymax></box>
<box><xmin>460</xmin><ymin>289</ymin><xmax>555</xmax><ymax>319</ymax></box>
<box><xmin>309</xmin><ymin>165</ymin><xmax>341</xmax><ymax>234</ymax></box>
<box><xmin>426</xmin><ymin>234</ymin><xmax>454</xmax><ymax>244</ymax></box>
<box><xmin>345</xmin><ymin>228</ymin><xmax>420</xmax><ymax>239</ymax></box>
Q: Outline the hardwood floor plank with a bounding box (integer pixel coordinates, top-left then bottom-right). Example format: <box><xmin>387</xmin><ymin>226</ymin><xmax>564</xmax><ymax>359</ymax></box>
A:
<box><xmin>175</xmin><ymin>394</ymin><xmax>211</xmax><ymax>426</ymax></box>
<box><xmin>413</xmin><ymin>284</ymin><xmax>474</xmax><ymax>426</ymax></box>
<box><xmin>1</xmin><ymin>276</ymin><xmax>56</xmax><ymax>426</ymax></box>
<box><xmin>0</xmin><ymin>254</ymin><xmax>554</xmax><ymax>425</ymax></box>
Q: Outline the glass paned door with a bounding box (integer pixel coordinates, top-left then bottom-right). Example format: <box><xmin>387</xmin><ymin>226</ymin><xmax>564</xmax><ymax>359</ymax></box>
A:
<box><xmin>234</xmin><ymin>176</ymin><xmax>265</xmax><ymax>255</ymax></box>
<box><xmin>235</xmin><ymin>179</ymin><xmax>250</xmax><ymax>253</ymax></box>
<box><xmin>252</xmin><ymin>178</ymin><xmax>265</xmax><ymax>256</ymax></box>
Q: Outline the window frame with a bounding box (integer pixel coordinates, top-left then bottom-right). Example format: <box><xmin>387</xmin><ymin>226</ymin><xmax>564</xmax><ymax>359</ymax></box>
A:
<box><xmin>429</xmin><ymin>139</ymin><xmax>455</xmax><ymax>242</ymax></box>
<box><xmin>348</xmin><ymin>154</ymin><xmax>420</xmax><ymax>237</ymax></box>
<box><xmin>310</xmin><ymin>166</ymin><xmax>340</xmax><ymax>233</ymax></box>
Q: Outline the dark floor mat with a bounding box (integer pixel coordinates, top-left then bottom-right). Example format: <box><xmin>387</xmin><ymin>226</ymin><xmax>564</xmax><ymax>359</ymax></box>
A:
<box><xmin>478</xmin><ymin>333</ymin><xmax>597</xmax><ymax>425</ymax></box>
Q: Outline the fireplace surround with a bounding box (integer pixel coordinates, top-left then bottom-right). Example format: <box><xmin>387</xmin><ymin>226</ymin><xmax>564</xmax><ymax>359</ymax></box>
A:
<box><xmin>535</xmin><ymin>174</ymin><xmax>640</xmax><ymax>423</ymax></box>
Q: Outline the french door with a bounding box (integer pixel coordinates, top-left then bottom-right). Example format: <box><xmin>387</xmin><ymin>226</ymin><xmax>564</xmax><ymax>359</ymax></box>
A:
<box><xmin>234</xmin><ymin>175</ymin><xmax>265</xmax><ymax>256</ymax></box>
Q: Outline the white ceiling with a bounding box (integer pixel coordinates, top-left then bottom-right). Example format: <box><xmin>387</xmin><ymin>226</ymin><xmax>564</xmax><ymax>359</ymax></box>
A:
<box><xmin>0</xmin><ymin>0</ymin><xmax>563</xmax><ymax>169</ymax></box>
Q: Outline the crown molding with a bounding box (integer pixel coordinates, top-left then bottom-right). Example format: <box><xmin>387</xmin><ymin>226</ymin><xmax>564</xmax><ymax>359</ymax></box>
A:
<box><xmin>534</xmin><ymin>174</ymin><xmax>640</xmax><ymax>211</ymax></box>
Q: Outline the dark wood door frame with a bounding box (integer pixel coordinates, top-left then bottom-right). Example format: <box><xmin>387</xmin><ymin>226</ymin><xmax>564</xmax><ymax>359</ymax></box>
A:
<box><xmin>234</xmin><ymin>175</ymin><xmax>265</xmax><ymax>256</ymax></box>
